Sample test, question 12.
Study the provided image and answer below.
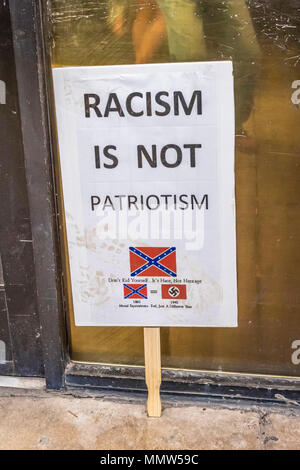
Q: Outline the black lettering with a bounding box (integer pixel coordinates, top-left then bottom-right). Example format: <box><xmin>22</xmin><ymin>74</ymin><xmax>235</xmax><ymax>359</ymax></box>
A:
<box><xmin>179</xmin><ymin>194</ymin><xmax>189</xmax><ymax>209</ymax></box>
<box><xmin>201</xmin><ymin>194</ymin><xmax>209</xmax><ymax>210</ymax></box>
<box><xmin>174</xmin><ymin>90</ymin><xmax>202</xmax><ymax>116</ymax></box>
<box><xmin>146</xmin><ymin>195</ymin><xmax>160</xmax><ymax>210</ymax></box>
<box><xmin>191</xmin><ymin>194</ymin><xmax>208</xmax><ymax>209</ymax></box>
<box><xmin>94</xmin><ymin>145</ymin><xmax>101</xmax><ymax>168</ymax></box>
<box><xmin>128</xmin><ymin>195</ymin><xmax>138</xmax><ymax>210</ymax></box>
<box><xmin>103</xmin><ymin>145</ymin><xmax>118</xmax><ymax>168</ymax></box>
<box><xmin>146</xmin><ymin>91</ymin><xmax>152</xmax><ymax>116</ymax></box>
<box><xmin>160</xmin><ymin>194</ymin><xmax>172</xmax><ymax>209</ymax></box>
<box><xmin>183</xmin><ymin>144</ymin><xmax>202</xmax><ymax>167</ymax></box>
<box><xmin>103</xmin><ymin>195</ymin><xmax>115</xmax><ymax>210</ymax></box>
<box><xmin>84</xmin><ymin>94</ymin><xmax>101</xmax><ymax>117</ymax></box>
<box><xmin>104</xmin><ymin>93</ymin><xmax>125</xmax><ymax>117</ymax></box>
<box><xmin>115</xmin><ymin>195</ymin><xmax>126</xmax><ymax>209</ymax></box>
<box><xmin>91</xmin><ymin>195</ymin><xmax>100</xmax><ymax>211</ymax></box>
<box><xmin>126</xmin><ymin>92</ymin><xmax>143</xmax><ymax>117</ymax></box>
<box><xmin>161</xmin><ymin>144</ymin><xmax>182</xmax><ymax>168</ymax></box>
<box><xmin>137</xmin><ymin>145</ymin><xmax>157</xmax><ymax>168</ymax></box>
<box><xmin>155</xmin><ymin>92</ymin><xmax>170</xmax><ymax>116</ymax></box>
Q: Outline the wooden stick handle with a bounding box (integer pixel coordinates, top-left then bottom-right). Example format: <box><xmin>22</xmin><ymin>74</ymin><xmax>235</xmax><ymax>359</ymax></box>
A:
<box><xmin>144</xmin><ymin>327</ymin><xmax>162</xmax><ymax>417</ymax></box>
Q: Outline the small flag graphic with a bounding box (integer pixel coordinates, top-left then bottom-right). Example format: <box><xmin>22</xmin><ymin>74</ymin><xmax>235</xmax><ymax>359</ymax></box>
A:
<box><xmin>129</xmin><ymin>247</ymin><xmax>177</xmax><ymax>277</ymax></box>
<box><xmin>161</xmin><ymin>284</ymin><xmax>187</xmax><ymax>299</ymax></box>
<box><xmin>123</xmin><ymin>283</ymin><xmax>147</xmax><ymax>299</ymax></box>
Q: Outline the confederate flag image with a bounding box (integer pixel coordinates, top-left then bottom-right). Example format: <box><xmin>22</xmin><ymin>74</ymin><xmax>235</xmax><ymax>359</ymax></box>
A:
<box><xmin>123</xmin><ymin>283</ymin><xmax>148</xmax><ymax>299</ymax></box>
<box><xmin>129</xmin><ymin>247</ymin><xmax>177</xmax><ymax>277</ymax></box>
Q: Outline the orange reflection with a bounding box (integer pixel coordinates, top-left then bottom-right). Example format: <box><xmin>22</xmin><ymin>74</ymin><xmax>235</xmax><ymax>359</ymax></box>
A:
<box><xmin>109</xmin><ymin>0</ymin><xmax>167</xmax><ymax>63</ymax></box>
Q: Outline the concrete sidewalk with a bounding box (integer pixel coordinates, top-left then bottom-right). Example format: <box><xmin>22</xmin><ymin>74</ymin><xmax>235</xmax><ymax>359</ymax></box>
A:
<box><xmin>0</xmin><ymin>387</ymin><xmax>300</xmax><ymax>450</ymax></box>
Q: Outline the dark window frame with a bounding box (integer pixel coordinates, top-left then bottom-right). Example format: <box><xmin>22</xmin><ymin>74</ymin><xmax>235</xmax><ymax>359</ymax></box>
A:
<box><xmin>7</xmin><ymin>0</ymin><xmax>300</xmax><ymax>406</ymax></box>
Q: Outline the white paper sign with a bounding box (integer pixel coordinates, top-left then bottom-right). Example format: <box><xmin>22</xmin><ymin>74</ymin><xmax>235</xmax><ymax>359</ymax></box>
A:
<box><xmin>53</xmin><ymin>61</ymin><xmax>237</xmax><ymax>327</ymax></box>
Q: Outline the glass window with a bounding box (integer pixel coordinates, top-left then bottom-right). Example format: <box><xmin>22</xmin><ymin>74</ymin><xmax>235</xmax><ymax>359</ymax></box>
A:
<box><xmin>49</xmin><ymin>0</ymin><xmax>300</xmax><ymax>376</ymax></box>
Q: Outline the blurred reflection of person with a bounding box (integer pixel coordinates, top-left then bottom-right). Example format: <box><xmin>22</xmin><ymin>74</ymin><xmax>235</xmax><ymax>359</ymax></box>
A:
<box><xmin>108</xmin><ymin>0</ymin><xmax>261</xmax><ymax>134</ymax></box>
<box><xmin>108</xmin><ymin>0</ymin><xmax>167</xmax><ymax>63</ymax></box>
<box><xmin>158</xmin><ymin>0</ymin><xmax>261</xmax><ymax>135</ymax></box>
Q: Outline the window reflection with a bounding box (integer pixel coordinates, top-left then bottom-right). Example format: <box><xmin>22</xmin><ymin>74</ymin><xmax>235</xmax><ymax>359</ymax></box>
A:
<box><xmin>50</xmin><ymin>0</ymin><xmax>300</xmax><ymax>377</ymax></box>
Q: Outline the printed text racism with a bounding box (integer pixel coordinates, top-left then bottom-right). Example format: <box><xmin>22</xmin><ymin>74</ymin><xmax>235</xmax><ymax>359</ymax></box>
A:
<box><xmin>83</xmin><ymin>89</ymin><xmax>207</xmax><ymax>212</ymax></box>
